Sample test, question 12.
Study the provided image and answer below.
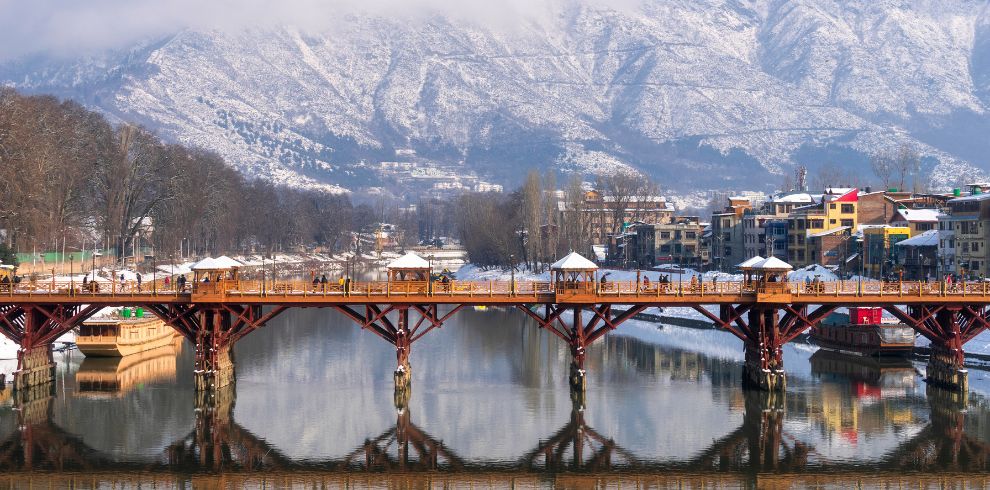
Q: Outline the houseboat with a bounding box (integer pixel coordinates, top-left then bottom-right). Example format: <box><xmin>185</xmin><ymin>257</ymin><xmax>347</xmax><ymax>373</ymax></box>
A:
<box><xmin>810</xmin><ymin>307</ymin><xmax>915</xmax><ymax>357</ymax></box>
<box><xmin>75</xmin><ymin>340</ymin><xmax>182</xmax><ymax>396</ymax></box>
<box><xmin>77</xmin><ymin>309</ymin><xmax>178</xmax><ymax>357</ymax></box>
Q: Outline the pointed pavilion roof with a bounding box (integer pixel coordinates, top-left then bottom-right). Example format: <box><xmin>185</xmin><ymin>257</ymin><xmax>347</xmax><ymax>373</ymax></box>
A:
<box><xmin>752</xmin><ymin>256</ymin><xmax>793</xmax><ymax>271</ymax></box>
<box><xmin>387</xmin><ymin>252</ymin><xmax>430</xmax><ymax>269</ymax></box>
<box><xmin>550</xmin><ymin>252</ymin><xmax>598</xmax><ymax>271</ymax></box>
<box><xmin>737</xmin><ymin>256</ymin><xmax>765</xmax><ymax>269</ymax></box>
<box><xmin>214</xmin><ymin>256</ymin><xmax>243</xmax><ymax>268</ymax></box>
<box><xmin>191</xmin><ymin>257</ymin><xmax>231</xmax><ymax>270</ymax></box>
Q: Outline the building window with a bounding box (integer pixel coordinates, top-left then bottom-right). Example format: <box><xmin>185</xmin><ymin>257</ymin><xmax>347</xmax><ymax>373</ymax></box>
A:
<box><xmin>660</xmin><ymin>232</ymin><xmax>670</xmax><ymax>239</ymax></box>
<box><xmin>685</xmin><ymin>231</ymin><xmax>696</xmax><ymax>239</ymax></box>
<box><xmin>724</xmin><ymin>247</ymin><xmax>732</xmax><ymax>256</ymax></box>
<box><xmin>722</xmin><ymin>219</ymin><xmax>731</xmax><ymax>228</ymax></box>
<box><xmin>974</xmin><ymin>243</ymin><xmax>980</xmax><ymax>253</ymax></box>
<box><xmin>841</xmin><ymin>204</ymin><xmax>854</xmax><ymax>213</ymax></box>
<box><xmin>830</xmin><ymin>219</ymin><xmax>836</xmax><ymax>225</ymax></box>
<box><xmin>841</xmin><ymin>219</ymin><xmax>854</xmax><ymax>227</ymax></box>
<box><xmin>917</xmin><ymin>223</ymin><xmax>933</xmax><ymax>231</ymax></box>
<box><xmin>830</xmin><ymin>203</ymin><xmax>836</xmax><ymax>210</ymax></box>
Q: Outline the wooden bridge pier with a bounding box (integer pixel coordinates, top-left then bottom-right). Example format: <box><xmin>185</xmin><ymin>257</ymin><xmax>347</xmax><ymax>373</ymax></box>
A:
<box><xmin>518</xmin><ymin>304</ymin><xmax>647</xmax><ymax>396</ymax></box>
<box><xmin>145</xmin><ymin>303</ymin><xmax>287</xmax><ymax>394</ymax></box>
<box><xmin>0</xmin><ymin>304</ymin><xmax>101</xmax><ymax>393</ymax></box>
<box><xmin>696</xmin><ymin>304</ymin><xmax>835</xmax><ymax>391</ymax></box>
<box><xmin>885</xmin><ymin>305</ymin><xmax>990</xmax><ymax>395</ymax></box>
<box><xmin>334</xmin><ymin>304</ymin><xmax>464</xmax><ymax>400</ymax></box>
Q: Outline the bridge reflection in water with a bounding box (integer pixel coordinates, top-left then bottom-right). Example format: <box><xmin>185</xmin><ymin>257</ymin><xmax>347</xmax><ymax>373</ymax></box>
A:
<box><xmin>2</xmin><ymin>334</ymin><xmax>990</xmax><ymax>488</ymax></box>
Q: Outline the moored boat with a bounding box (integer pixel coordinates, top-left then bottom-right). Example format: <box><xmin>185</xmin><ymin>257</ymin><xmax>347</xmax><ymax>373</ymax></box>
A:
<box><xmin>75</xmin><ymin>339</ymin><xmax>182</xmax><ymax>396</ymax></box>
<box><xmin>77</xmin><ymin>309</ymin><xmax>178</xmax><ymax>357</ymax></box>
<box><xmin>810</xmin><ymin>307</ymin><xmax>915</xmax><ymax>357</ymax></box>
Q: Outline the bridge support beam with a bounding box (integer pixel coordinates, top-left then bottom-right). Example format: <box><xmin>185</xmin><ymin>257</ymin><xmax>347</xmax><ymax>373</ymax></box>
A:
<box><xmin>335</xmin><ymin>304</ymin><xmax>463</xmax><ymax>402</ymax></box>
<box><xmin>518</xmin><ymin>304</ymin><xmax>646</xmax><ymax>398</ymax></box>
<box><xmin>885</xmin><ymin>305</ymin><xmax>990</xmax><ymax>394</ymax></box>
<box><xmin>695</xmin><ymin>304</ymin><xmax>835</xmax><ymax>392</ymax></box>
<box><xmin>0</xmin><ymin>304</ymin><xmax>100</xmax><ymax>393</ymax></box>
<box><xmin>146</xmin><ymin>303</ymin><xmax>287</xmax><ymax>394</ymax></box>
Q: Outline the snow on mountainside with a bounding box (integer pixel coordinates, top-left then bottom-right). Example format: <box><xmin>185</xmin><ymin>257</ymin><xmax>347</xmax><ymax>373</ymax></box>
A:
<box><xmin>3</xmin><ymin>0</ymin><xmax>990</xmax><ymax>194</ymax></box>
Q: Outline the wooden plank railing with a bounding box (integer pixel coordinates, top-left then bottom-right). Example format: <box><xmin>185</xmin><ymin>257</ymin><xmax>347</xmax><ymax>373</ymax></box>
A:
<box><xmin>0</xmin><ymin>279</ymin><xmax>988</xmax><ymax>300</ymax></box>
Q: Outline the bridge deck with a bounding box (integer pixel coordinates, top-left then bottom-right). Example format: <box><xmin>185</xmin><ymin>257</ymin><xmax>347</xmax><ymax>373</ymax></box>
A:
<box><xmin>1</xmin><ymin>279</ymin><xmax>987</xmax><ymax>306</ymax></box>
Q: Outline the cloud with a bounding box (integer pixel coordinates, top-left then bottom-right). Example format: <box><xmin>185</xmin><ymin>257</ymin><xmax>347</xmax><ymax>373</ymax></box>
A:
<box><xmin>0</xmin><ymin>0</ymin><xmax>644</xmax><ymax>61</ymax></box>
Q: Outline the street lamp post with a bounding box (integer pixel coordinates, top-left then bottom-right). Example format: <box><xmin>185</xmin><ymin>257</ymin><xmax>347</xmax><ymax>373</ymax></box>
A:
<box><xmin>510</xmin><ymin>254</ymin><xmax>516</xmax><ymax>295</ymax></box>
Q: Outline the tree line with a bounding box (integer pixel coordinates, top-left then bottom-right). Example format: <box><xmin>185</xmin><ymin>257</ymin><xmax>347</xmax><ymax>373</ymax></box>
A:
<box><xmin>0</xmin><ymin>89</ymin><xmax>386</xmax><ymax>262</ymax></box>
<box><xmin>455</xmin><ymin>169</ymin><xmax>659</xmax><ymax>270</ymax></box>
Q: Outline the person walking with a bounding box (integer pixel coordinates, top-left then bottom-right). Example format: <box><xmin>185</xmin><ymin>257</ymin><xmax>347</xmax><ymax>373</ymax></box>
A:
<box><xmin>136</xmin><ymin>272</ymin><xmax>142</xmax><ymax>292</ymax></box>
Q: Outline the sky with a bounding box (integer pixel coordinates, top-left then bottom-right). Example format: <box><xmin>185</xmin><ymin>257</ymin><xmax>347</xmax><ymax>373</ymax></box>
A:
<box><xmin>0</xmin><ymin>0</ymin><xmax>642</xmax><ymax>61</ymax></box>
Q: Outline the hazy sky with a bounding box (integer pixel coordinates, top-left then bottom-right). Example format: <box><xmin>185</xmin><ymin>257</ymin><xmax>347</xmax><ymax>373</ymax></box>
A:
<box><xmin>0</xmin><ymin>0</ymin><xmax>639</xmax><ymax>61</ymax></box>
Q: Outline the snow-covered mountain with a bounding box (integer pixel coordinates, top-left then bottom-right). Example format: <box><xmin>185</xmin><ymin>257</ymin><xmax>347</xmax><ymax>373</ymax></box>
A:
<box><xmin>3</xmin><ymin>0</ymin><xmax>990</xmax><ymax>194</ymax></box>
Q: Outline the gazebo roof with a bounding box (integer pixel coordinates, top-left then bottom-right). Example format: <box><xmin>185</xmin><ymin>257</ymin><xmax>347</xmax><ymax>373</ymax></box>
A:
<box><xmin>214</xmin><ymin>255</ymin><xmax>243</xmax><ymax>268</ymax></box>
<box><xmin>550</xmin><ymin>252</ymin><xmax>598</xmax><ymax>271</ymax></box>
<box><xmin>737</xmin><ymin>256</ymin><xmax>765</xmax><ymax>269</ymax></box>
<box><xmin>752</xmin><ymin>256</ymin><xmax>793</xmax><ymax>271</ymax></box>
<box><xmin>387</xmin><ymin>252</ymin><xmax>430</xmax><ymax>270</ymax></box>
<box><xmin>191</xmin><ymin>257</ymin><xmax>232</xmax><ymax>271</ymax></box>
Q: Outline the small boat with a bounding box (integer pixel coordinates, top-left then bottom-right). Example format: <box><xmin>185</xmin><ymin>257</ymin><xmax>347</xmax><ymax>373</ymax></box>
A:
<box><xmin>77</xmin><ymin>309</ymin><xmax>178</xmax><ymax>357</ymax></box>
<box><xmin>810</xmin><ymin>307</ymin><xmax>914</xmax><ymax>357</ymax></box>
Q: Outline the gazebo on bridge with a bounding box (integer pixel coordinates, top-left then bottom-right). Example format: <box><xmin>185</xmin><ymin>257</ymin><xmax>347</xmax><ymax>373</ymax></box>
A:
<box><xmin>191</xmin><ymin>257</ymin><xmax>241</xmax><ymax>296</ymax></box>
<box><xmin>387</xmin><ymin>252</ymin><xmax>431</xmax><ymax>282</ymax></box>
<box><xmin>551</xmin><ymin>252</ymin><xmax>598</xmax><ymax>293</ymax></box>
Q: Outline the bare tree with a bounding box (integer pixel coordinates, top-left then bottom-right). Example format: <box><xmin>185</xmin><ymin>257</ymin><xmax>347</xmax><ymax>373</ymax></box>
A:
<box><xmin>871</xmin><ymin>151</ymin><xmax>894</xmax><ymax>191</ymax></box>
<box><xmin>520</xmin><ymin>170</ymin><xmax>542</xmax><ymax>270</ymax></box>
<box><xmin>894</xmin><ymin>144</ymin><xmax>921</xmax><ymax>192</ymax></box>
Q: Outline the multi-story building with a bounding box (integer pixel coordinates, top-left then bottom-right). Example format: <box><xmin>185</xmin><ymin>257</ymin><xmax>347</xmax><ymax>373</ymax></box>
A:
<box><xmin>862</xmin><ymin>226</ymin><xmax>911</xmax><ymax>278</ymax></box>
<box><xmin>742</xmin><ymin>214</ymin><xmax>789</xmax><ymax>260</ymax></box>
<box><xmin>560</xmin><ymin>190</ymin><xmax>674</xmax><ymax>246</ymax></box>
<box><xmin>786</xmin><ymin>189</ymin><xmax>859</xmax><ymax>267</ymax></box>
<box><xmin>634</xmin><ymin>217</ymin><xmax>705</xmax><ymax>268</ymax></box>
<box><xmin>946</xmin><ymin>191</ymin><xmax>990</xmax><ymax>278</ymax></box>
<box><xmin>894</xmin><ymin>230</ymin><xmax>938</xmax><ymax>280</ymax></box>
<box><xmin>710</xmin><ymin>197</ymin><xmax>753</xmax><ymax>271</ymax></box>
<box><xmin>937</xmin><ymin>214</ymin><xmax>955</xmax><ymax>278</ymax></box>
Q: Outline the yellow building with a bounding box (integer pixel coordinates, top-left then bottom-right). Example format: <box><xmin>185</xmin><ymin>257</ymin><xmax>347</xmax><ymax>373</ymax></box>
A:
<box><xmin>787</xmin><ymin>189</ymin><xmax>859</xmax><ymax>267</ymax></box>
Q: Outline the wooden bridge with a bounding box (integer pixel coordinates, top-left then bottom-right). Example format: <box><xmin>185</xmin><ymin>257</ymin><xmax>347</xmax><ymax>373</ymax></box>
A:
<box><xmin>1</xmin><ymin>273</ymin><xmax>987</xmax><ymax>397</ymax></box>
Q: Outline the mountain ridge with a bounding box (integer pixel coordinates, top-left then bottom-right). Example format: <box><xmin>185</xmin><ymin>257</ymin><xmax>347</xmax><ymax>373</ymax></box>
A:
<box><xmin>3</xmin><ymin>0</ymin><xmax>988</xmax><ymax>196</ymax></box>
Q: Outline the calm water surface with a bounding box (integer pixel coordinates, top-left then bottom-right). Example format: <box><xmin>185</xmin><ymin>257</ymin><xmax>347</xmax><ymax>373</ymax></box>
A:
<box><xmin>2</xmin><ymin>307</ymin><xmax>990</xmax><ymax>488</ymax></box>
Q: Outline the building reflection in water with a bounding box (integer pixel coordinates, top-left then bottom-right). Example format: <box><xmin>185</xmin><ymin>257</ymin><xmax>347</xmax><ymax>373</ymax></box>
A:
<box><xmin>806</xmin><ymin>350</ymin><xmax>924</xmax><ymax>445</ymax></box>
<box><xmin>3</xmin><ymin>311</ymin><xmax>990</xmax><ymax>486</ymax></box>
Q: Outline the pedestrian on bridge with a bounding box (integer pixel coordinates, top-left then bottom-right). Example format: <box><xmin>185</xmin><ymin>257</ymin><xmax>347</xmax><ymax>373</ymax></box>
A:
<box><xmin>136</xmin><ymin>272</ymin><xmax>142</xmax><ymax>292</ymax></box>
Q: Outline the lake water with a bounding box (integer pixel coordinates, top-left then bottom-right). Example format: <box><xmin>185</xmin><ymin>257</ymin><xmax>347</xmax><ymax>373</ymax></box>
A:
<box><xmin>2</xmin><ymin>306</ymin><xmax>990</xmax><ymax>488</ymax></box>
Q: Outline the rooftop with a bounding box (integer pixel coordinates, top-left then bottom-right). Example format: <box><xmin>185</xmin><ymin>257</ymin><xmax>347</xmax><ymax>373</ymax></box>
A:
<box><xmin>387</xmin><ymin>252</ymin><xmax>430</xmax><ymax>269</ymax></box>
<box><xmin>551</xmin><ymin>252</ymin><xmax>598</xmax><ymax>271</ymax></box>
<box><xmin>894</xmin><ymin>208</ymin><xmax>942</xmax><ymax>223</ymax></box>
<box><xmin>894</xmin><ymin>229</ymin><xmax>939</xmax><ymax>247</ymax></box>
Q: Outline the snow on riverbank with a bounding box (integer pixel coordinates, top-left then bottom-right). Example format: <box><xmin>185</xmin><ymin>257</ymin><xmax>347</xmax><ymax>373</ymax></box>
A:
<box><xmin>455</xmin><ymin>263</ymin><xmax>840</xmax><ymax>283</ymax></box>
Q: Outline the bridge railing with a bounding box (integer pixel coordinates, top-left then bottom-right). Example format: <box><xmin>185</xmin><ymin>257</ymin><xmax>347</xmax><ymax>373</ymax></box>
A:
<box><xmin>2</xmin><ymin>278</ymin><xmax>990</xmax><ymax>299</ymax></box>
